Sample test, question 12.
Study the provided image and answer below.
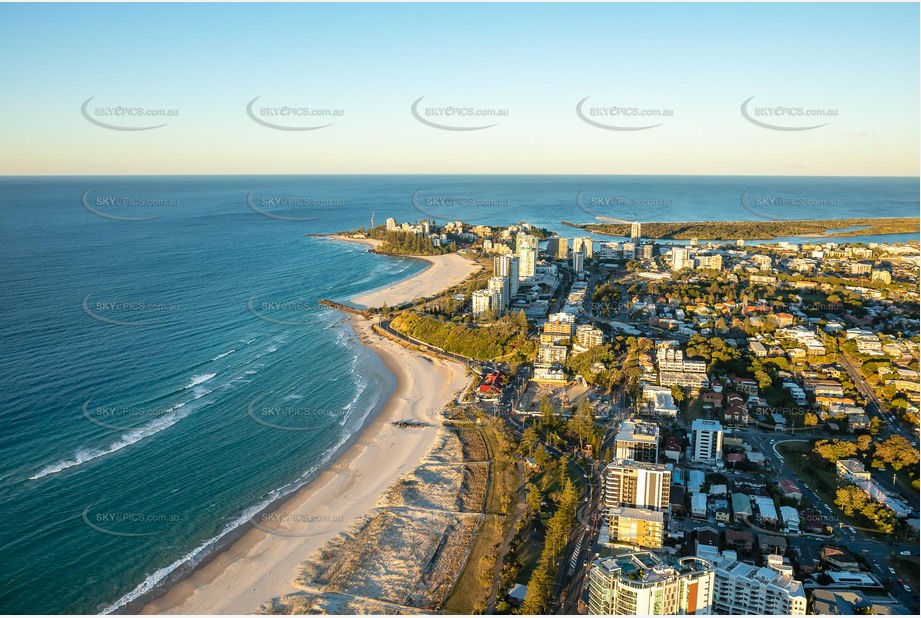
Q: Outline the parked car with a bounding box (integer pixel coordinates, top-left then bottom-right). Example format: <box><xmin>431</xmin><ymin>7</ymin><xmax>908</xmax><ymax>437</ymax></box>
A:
<box><xmin>904</xmin><ymin>584</ymin><xmax>912</xmax><ymax>593</ymax></box>
<box><xmin>900</xmin><ymin>550</ymin><xmax>911</xmax><ymax>556</ymax></box>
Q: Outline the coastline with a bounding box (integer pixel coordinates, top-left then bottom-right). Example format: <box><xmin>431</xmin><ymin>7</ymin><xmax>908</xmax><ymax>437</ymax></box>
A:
<box><xmin>327</xmin><ymin>234</ymin><xmax>482</xmax><ymax>309</ymax></box>
<box><xmin>132</xmin><ymin>243</ymin><xmax>473</xmax><ymax>615</ymax></box>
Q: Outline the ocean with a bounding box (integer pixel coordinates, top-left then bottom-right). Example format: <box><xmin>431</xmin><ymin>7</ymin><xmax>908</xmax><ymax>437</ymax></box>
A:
<box><xmin>0</xmin><ymin>175</ymin><xmax>917</xmax><ymax>613</ymax></box>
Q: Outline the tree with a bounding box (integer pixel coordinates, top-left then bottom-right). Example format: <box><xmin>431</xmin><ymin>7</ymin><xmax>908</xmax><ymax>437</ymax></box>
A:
<box><xmin>670</xmin><ymin>385</ymin><xmax>687</xmax><ymax>405</ymax></box>
<box><xmin>869</xmin><ymin>417</ymin><xmax>884</xmax><ymax>436</ymax></box>
<box><xmin>534</xmin><ymin>444</ymin><xmax>552</xmax><ymax>471</ymax></box>
<box><xmin>567</xmin><ymin>398</ymin><xmax>596</xmax><ymax>450</ymax></box>
<box><xmin>539</xmin><ymin>396</ymin><xmax>555</xmax><ymax>433</ymax></box>
<box><xmin>813</xmin><ymin>439</ymin><xmax>858</xmax><ymax>463</ymax></box>
<box><xmin>515</xmin><ymin>309</ymin><xmax>528</xmax><ymax>330</ymax></box>
<box><xmin>520</xmin><ymin>426</ymin><xmax>539</xmax><ymax>457</ymax></box>
<box><xmin>874</xmin><ymin>435</ymin><xmax>920</xmax><ymax>471</ymax></box>
<box><xmin>835</xmin><ymin>485</ymin><xmax>869</xmax><ymax>517</ymax></box>
<box><xmin>526</xmin><ymin>482</ymin><xmax>542</xmax><ymax>514</ymax></box>
<box><xmin>804</xmin><ymin>412</ymin><xmax>819</xmax><ymax>427</ymax></box>
<box><xmin>519</xmin><ymin>558</ymin><xmax>553</xmax><ymax>614</ymax></box>
<box><xmin>856</xmin><ymin>434</ymin><xmax>872</xmax><ymax>452</ymax></box>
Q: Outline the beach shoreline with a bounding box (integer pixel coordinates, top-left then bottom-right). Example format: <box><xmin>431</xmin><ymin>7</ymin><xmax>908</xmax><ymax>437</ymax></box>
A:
<box><xmin>326</xmin><ymin>234</ymin><xmax>482</xmax><ymax>309</ymax></box>
<box><xmin>129</xmin><ymin>242</ymin><xmax>473</xmax><ymax>615</ymax></box>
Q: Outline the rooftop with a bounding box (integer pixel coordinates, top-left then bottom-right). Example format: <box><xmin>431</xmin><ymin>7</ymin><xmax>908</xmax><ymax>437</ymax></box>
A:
<box><xmin>594</xmin><ymin>551</ymin><xmax>712</xmax><ymax>584</ymax></box>
<box><xmin>615</xmin><ymin>421</ymin><xmax>660</xmax><ymax>443</ymax></box>
<box><xmin>691</xmin><ymin>419</ymin><xmax>723</xmax><ymax>431</ymax></box>
<box><xmin>609</xmin><ymin>506</ymin><xmax>665</xmax><ymax>523</ymax></box>
<box><xmin>606</xmin><ymin>458</ymin><xmax>671</xmax><ymax>473</ymax></box>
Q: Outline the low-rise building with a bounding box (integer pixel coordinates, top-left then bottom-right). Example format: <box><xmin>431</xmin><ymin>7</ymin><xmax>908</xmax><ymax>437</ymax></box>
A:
<box><xmin>811</xmin><ymin>589</ymin><xmax>909</xmax><ymax>616</ymax></box>
<box><xmin>820</xmin><ymin>546</ymin><xmax>859</xmax><ymax>572</ymax></box>
<box><xmin>836</xmin><ymin>459</ymin><xmax>871</xmax><ymax>483</ymax></box>
<box><xmin>778</xmin><ymin>479</ymin><xmax>802</xmax><ymax>501</ymax></box>
<box><xmin>642</xmin><ymin>385</ymin><xmax>679</xmax><ymax>418</ymax></box>
<box><xmin>780</xmin><ymin>506</ymin><xmax>800</xmax><ymax>533</ymax></box>
<box><xmin>732</xmin><ymin>493</ymin><xmax>752</xmax><ymax>522</ymax></box>
<box><xmin>664</xmin><ymin>435</ymin><xmax>683</xmax><ymax>462</ymax></box>
<box><xmin>754</xmin><ymin>495</ymin><xmax>778</xmax><ymax>526</ymax></box>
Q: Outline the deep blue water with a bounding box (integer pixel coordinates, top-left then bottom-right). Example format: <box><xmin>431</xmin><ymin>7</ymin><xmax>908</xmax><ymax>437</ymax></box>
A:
<box><xmin>0</xmin><ymin>175</ymin><xmax>917</xmax><ymax>613</ymax></box>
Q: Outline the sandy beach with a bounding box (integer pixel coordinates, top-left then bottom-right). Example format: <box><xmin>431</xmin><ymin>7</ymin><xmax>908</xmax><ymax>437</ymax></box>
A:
<box><xmin>329</xmin><ymin>235</ymin><xmax>482</xmax><ymax>309</ymax></box>
<box><xmin>138</xmin><ymin>244</ymin><xmax>473</xmax><ymax>615</ymax></box>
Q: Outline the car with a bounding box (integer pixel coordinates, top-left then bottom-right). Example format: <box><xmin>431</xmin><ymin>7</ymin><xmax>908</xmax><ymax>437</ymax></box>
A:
<box><xmin>889</xmin><ymin>567</ymin><xmax>897</xmax><ymax>574</ymax></box>
<box><xmin>900</xmin><ymin>550</ymin><xmax>911</xmax><ymax>556</ymax></box>
<box><xmin>905</xmin><ymin>585</ymin><xmax>912</xmax><ymax>593</ymax></box>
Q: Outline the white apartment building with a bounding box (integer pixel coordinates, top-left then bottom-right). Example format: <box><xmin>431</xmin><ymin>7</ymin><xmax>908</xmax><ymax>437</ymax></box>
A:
<box><xmin>604</xmin><ymin>459</ymin><xmax>671</xmax><ymax>512</ymax></box>
<box><xmin>576</xmin><ymin>324</ymin><xmax>604</xmax><ymax>348</ymax></box>
<box><xmin>614</xmin><ymin>421</ymin><xmax>660</xmax><ymax>463</ymax></box>
<box><xmin>656</xmin><ymin>348</ymin><xmax>707</xmax><ymax>373</ymax></box>
<box><xmin>518</xmin><ymin>246</ymin><xmax>537</xmax><ymax>279</ymax></box>
<box><xmin>694</xmin><ymin>254</ymin><xmax>723</xmax><ymax>271</ymax></box>
<box><xmin>672</xmin><ymin>247</ymin><xmax>690</xmax><ymax>271</ymax></box>
<box><xmin>710</xmin><ymin>553</ymin><xmax>807</xmax><ymax>615</ymax></box>
<box><xmin>572</xmin><ymin>249</ymin><xmax>585</xmax><ymax>273</ymax></box>
<box><xmin>589</xmin><ymin>552</ymin><xmax>714</xmax><ymax>615</ymax></box>
<box><xmin>471</xmin><ymin>289</ymin><xmax>499</xmax><ymax>319</ymax></box>
<box><xmin>574</xmin><ymin>236</ymin><xmax>594</xmax><ymax>258</ymax></box>
<box><xmin>691</xmin><ymin>419</ymin><xmax>723</xmax><ymax>464</ymax></box>
<box><xmin>493</xmin><ymin>254</ymin><xmax>520</xmax><ymax>297</ymax></box>
<box><xmin>487</xmin><ymin>276</ymin><xmax>508</xmax><ymax>311</ymax></box>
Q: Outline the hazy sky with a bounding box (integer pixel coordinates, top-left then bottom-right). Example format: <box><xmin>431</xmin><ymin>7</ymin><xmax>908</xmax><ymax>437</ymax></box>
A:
<box><xmin>0</xmin><ymin>2</ymin><xmax>918</xmax><ymax>176</ymax></box>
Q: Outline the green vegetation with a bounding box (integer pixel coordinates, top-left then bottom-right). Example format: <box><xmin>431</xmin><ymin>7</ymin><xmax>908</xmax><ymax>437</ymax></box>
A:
<box><xmin>591</xmin><ymin>283</ymin><xmax>622</xmax><ymax>317</ymax></box>
<box><xmin>565</xmin><ymin>344</ymin><xmax>616</xmax><ymax>387</ymax></box>
<box><xmin>685</xmin><ymin>334</ymin><xmax>744</xmax><ymax>374</ymax></box>
<box><xmin>796</xmin><ymin>437</ymin><xmax>920</xmax><ymax>535</ymax></box>
<box><xmin>813</xmin><ymin>436</ymin><xmax>920</xmax><ymax>474</ymax></box>
<box><xmin>520</xmin><ymin>478</ymin><xmax>580</xmax><ymax>614</ymax></box>
<box><xmin>390</xmin><ymin>311</ymin><xmax>534</xmax><ymax>361</ymax></box>
<box><xmin>872</xmin><ymin>435</ymin><xmax>920</xmax><ymax>471</ymax></box>
<box><xmin>813</xmin><ymin>439</ymin><xmax>859</xmax><ymax>463</ymax></box>
<box><xmin>835</xmin><ymin>484</ymin><xmax>896</xmax><ymax>534</ymax></box>
<box><xmin>573</xmin><ymin>217</ymin><xmax>920</xmax><ymax>240</ymax></box>
<box><xmin>353</xmin><ymin>226</ymin><xmax>458</xmax><ymax>255</ymax></box>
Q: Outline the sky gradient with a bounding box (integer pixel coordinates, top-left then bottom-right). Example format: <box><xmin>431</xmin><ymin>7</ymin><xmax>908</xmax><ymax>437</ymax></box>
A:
<box><xmin>0</xmin><ymin>2</ymin><xmax>918</xmax><ymax>176</ymax></box>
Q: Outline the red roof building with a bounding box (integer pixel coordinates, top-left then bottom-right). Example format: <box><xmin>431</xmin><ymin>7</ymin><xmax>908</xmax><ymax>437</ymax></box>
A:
<box><xmin>478</xmin><ymin>370</ymin><xmax>504</xmax><ymax>395</ymax></box>
<box><xmin>778</xmin><ymin>479</ymin><xmax>803</xmax><ymax>501</ymax></box>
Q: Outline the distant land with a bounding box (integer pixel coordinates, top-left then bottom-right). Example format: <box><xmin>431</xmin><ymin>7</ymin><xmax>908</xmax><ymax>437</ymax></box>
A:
<box><xmin>563</xmin><ymin>217</ymin><xmax>920</xmax><ymax>240</ymax></box>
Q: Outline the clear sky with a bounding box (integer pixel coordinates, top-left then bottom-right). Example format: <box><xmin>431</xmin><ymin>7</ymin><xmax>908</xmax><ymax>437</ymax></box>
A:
<box><xmin>0</xmin><ymin>2</ymin><xmax>918</xmax><ymax>176</ymax></box>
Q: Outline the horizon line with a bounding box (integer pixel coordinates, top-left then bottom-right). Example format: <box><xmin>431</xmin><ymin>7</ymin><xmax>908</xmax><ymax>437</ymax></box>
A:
<box><xmin>1</xmin><ymin>173</ymin><xmax>918</xmax><ymax>179</ymax></box>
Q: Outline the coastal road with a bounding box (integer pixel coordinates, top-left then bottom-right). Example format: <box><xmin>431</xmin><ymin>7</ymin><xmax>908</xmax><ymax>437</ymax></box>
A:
<box><xmin>376</xmin><ymin>319</ymin><xmax>478</xmax><ymax>369</ymax></box>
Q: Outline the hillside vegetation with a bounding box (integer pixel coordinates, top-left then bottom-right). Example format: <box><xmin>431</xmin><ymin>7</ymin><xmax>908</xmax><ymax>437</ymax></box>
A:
<box><xmin>390</xmin><ymin>312</ymin><xmax>533</xmax><ymax>361</ymax></box>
